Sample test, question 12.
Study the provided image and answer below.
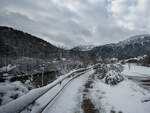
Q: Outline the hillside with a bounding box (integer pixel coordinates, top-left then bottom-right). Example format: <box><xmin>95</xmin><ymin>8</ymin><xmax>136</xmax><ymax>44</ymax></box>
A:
<box><xmin>0</xmin><ymin>26</ymin><xmax>64</xmax><ymax>59</ymax></box>
<box><xmin>0</xmin><ymin>26</ymin><xmax>83</xmax><ymax>74</ymax></box>
<box><xmin>72</xmin><ymin>34</ymin><xmax>150</xmax><ymax>59</ymax></box>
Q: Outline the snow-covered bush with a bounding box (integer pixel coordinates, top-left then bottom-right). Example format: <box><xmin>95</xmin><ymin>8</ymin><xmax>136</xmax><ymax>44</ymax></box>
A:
<box><xmin>104</xmin><ymin>70</ymin><xmax>124</xmax><ymax>85</ymax></box>
<box><xmin>94</xmin><ymin>63</ymin><xmax>124</xmax><ymax>85</ymax></box>
<box><xmin>0</xmin><ymin>81</ymin><xmax>30</xmax><ymax>105</ymax></box>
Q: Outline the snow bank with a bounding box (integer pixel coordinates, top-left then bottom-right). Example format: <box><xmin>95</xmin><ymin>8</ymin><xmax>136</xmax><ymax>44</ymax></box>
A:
<box><xmin>90</xmin><ymin>79</ymin><xmax>150</xmax><ymax>113</ymax></box>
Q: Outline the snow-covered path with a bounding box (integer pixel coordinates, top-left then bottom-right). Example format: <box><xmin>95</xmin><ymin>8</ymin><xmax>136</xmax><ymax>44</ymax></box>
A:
<box><xmin>42</xmin><ymin>70</ymin><xmax>94</xmax><ymax>113</ymax></box>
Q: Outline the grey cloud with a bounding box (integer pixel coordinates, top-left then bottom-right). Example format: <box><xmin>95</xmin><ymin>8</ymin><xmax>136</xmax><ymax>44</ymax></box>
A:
<box><xmin>0</xmin><ymin>0</ymin><xmax>149</xmax><ymax>48</ymax></box>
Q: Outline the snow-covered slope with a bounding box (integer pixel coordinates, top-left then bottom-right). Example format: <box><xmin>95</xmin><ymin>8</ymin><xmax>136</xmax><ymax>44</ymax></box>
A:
<box><xmin>123</xmin><ymin>34</ymin><xmax>150</xmax><ymax>42</ymax></box>
<box><xmin>71</xmin><ymin>34</ymin><xmax>150</xmax><ymax>59</ymax></box>
<box><xmin>117</xmin><ymin>34</ymin><xmax>150</xmax><ymax>48</ymax></box>
<box><xmin>91</xmin><ymin>34</ymin><xmax>150</xmax><ymax>59</ymax></box>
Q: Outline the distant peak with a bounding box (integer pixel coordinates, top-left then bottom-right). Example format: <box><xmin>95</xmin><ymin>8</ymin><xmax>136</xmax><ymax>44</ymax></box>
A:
<box><xmin>72</xmin><ymin>45</ymin><xmax>95</xmax><ymax>51</ymax></box>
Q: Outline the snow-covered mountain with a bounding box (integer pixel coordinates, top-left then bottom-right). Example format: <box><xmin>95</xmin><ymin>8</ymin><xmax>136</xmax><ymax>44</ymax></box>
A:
<box><xmin>72</xmin><ymin>45</ymin><xmax>95</xmax><ymax>51</ymax></box>
<box><xmin>1</xmin><ymin>26</ymin><xmax>150</xmax><ymax>61</ymax></box>
<box><xmin>72</xmin><ymin>34</ymin><xmax>150</xmax><ymax>59</ymax></box>
<box><xmin>92</xmin><ymin>34</ymin><xmax>150</xmax><ymax>59</ymax></box>
<box><xmin>117</xmin><ymin>34</ymin><xmax>150</xmax><ymax>48</ymax></box>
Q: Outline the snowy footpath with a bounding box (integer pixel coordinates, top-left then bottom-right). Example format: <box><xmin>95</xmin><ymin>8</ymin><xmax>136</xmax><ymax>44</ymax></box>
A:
<box><xmin>42</xmin><ymin>70</ymin><xmax>94</xmax><ymax>113</ymax></box>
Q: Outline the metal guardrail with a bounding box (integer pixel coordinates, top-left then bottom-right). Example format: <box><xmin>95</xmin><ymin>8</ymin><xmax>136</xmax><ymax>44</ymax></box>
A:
<box><xmin>39</xmin><ymin>71</ymin><xmax>89</xmax><ymax>113</ymax></box>
<box><xmin>0</xmin><ymin>67</ymin><xmax>92</xmax><ymax>113</ymax></box>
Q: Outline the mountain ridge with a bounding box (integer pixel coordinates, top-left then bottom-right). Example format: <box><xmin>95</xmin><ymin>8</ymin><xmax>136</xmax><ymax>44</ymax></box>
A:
<box><xmin>0</xmin><ymin>26</ymin><xmax>73</xmax><ymax>67</ymax></box>
<box><xmin>1</xmin><ymin>26</ymin><xmax>150</xmax><ymax>62</ymax></box>
<box><xmin>72</xmin><ymin>34</ymin><xmax>150</xmax><ymax>59</ymax></box>
<box><xmin>72</xmin><ymin>45</ymin><xmax>95</xmax><ymax>51</ymax></box>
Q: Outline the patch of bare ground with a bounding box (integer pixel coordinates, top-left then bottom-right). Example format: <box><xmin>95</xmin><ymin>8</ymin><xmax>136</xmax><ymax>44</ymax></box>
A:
<box><xmin>81</xmin><ymin>75</ymin><xmax>99</xmax><ymax>113</ymax></box>
<box><xmin>80</xmin><ymin>74</ymin><xmax>123</xmax><ymax>113</ymax></box>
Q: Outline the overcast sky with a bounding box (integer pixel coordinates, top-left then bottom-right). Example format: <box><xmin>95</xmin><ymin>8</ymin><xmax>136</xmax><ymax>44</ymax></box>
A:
<box><xmin>0</xmin><ymin>0</ymin><xmax>150</xmax><ymax>48</ymax></box>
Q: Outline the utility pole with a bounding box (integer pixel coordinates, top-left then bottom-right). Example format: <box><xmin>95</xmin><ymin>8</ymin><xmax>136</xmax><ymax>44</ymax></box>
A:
<box><xmin>41</xmin><ymin>65</ymin><xmax>45</xmax><ymax>87</ymax></box>
<box><xmin>42</xmin><ymin>66</ymin><xmax>44</xmax><ymax>87</ymax></box>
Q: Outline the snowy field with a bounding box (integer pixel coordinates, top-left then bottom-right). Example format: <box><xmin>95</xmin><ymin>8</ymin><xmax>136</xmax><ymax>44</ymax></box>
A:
<box><xmin>122</xmin><ymin>63</ymin><xmax>150</xmax><ymax>90</ymax></box>
<box><xmin>122</xmin><ymin>63</ymin><xmax>150</xmax><ymax>77</ymax></box>
<box><xmin>89</xmin><ymin>79</ymin><xmax>150</xmax><ymax>113</ymax></box>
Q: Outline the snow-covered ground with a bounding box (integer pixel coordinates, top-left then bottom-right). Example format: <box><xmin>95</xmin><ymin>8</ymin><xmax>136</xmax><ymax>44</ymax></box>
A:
<box><xmin>1</xmin><ymin>63</ymin><xmax>150</xmax><ymax>113</ymax></box>
<box><xmin>0</xmin><ymin>81</ymin><xmax>30</xmax><ymax>105</ymax></box>
<box><xmin>86</xmin><ymin>63</ymin><xmax>150</xmax><ymax>113</ymax></box>
<box><xmin>90</xmin><ymin>79</ymin><xmax>150</xmax><ymax>113</ymax></box>
<box><xmin>122</xmin><ymin>63</ymin><xmax>150</xmax><ymax>91</ymax></box>
<box><xmin>122</xmin><ymin>63</ymin><xmax>150</xmax><ymax>77</ymax></box>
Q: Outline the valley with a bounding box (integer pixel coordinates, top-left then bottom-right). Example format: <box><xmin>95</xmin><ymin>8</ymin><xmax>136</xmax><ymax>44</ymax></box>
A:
<box><xmin>0</xmin><ymin>26</ymin><xmax>150</xmax><ymax>113</ymax></box>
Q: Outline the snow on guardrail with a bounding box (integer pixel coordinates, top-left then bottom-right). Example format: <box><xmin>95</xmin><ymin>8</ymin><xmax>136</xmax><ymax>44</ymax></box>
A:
<box><xmin>0</xmin><ymin>67</ymin><xmax>92</xmax><ymax>113</ymax></box>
